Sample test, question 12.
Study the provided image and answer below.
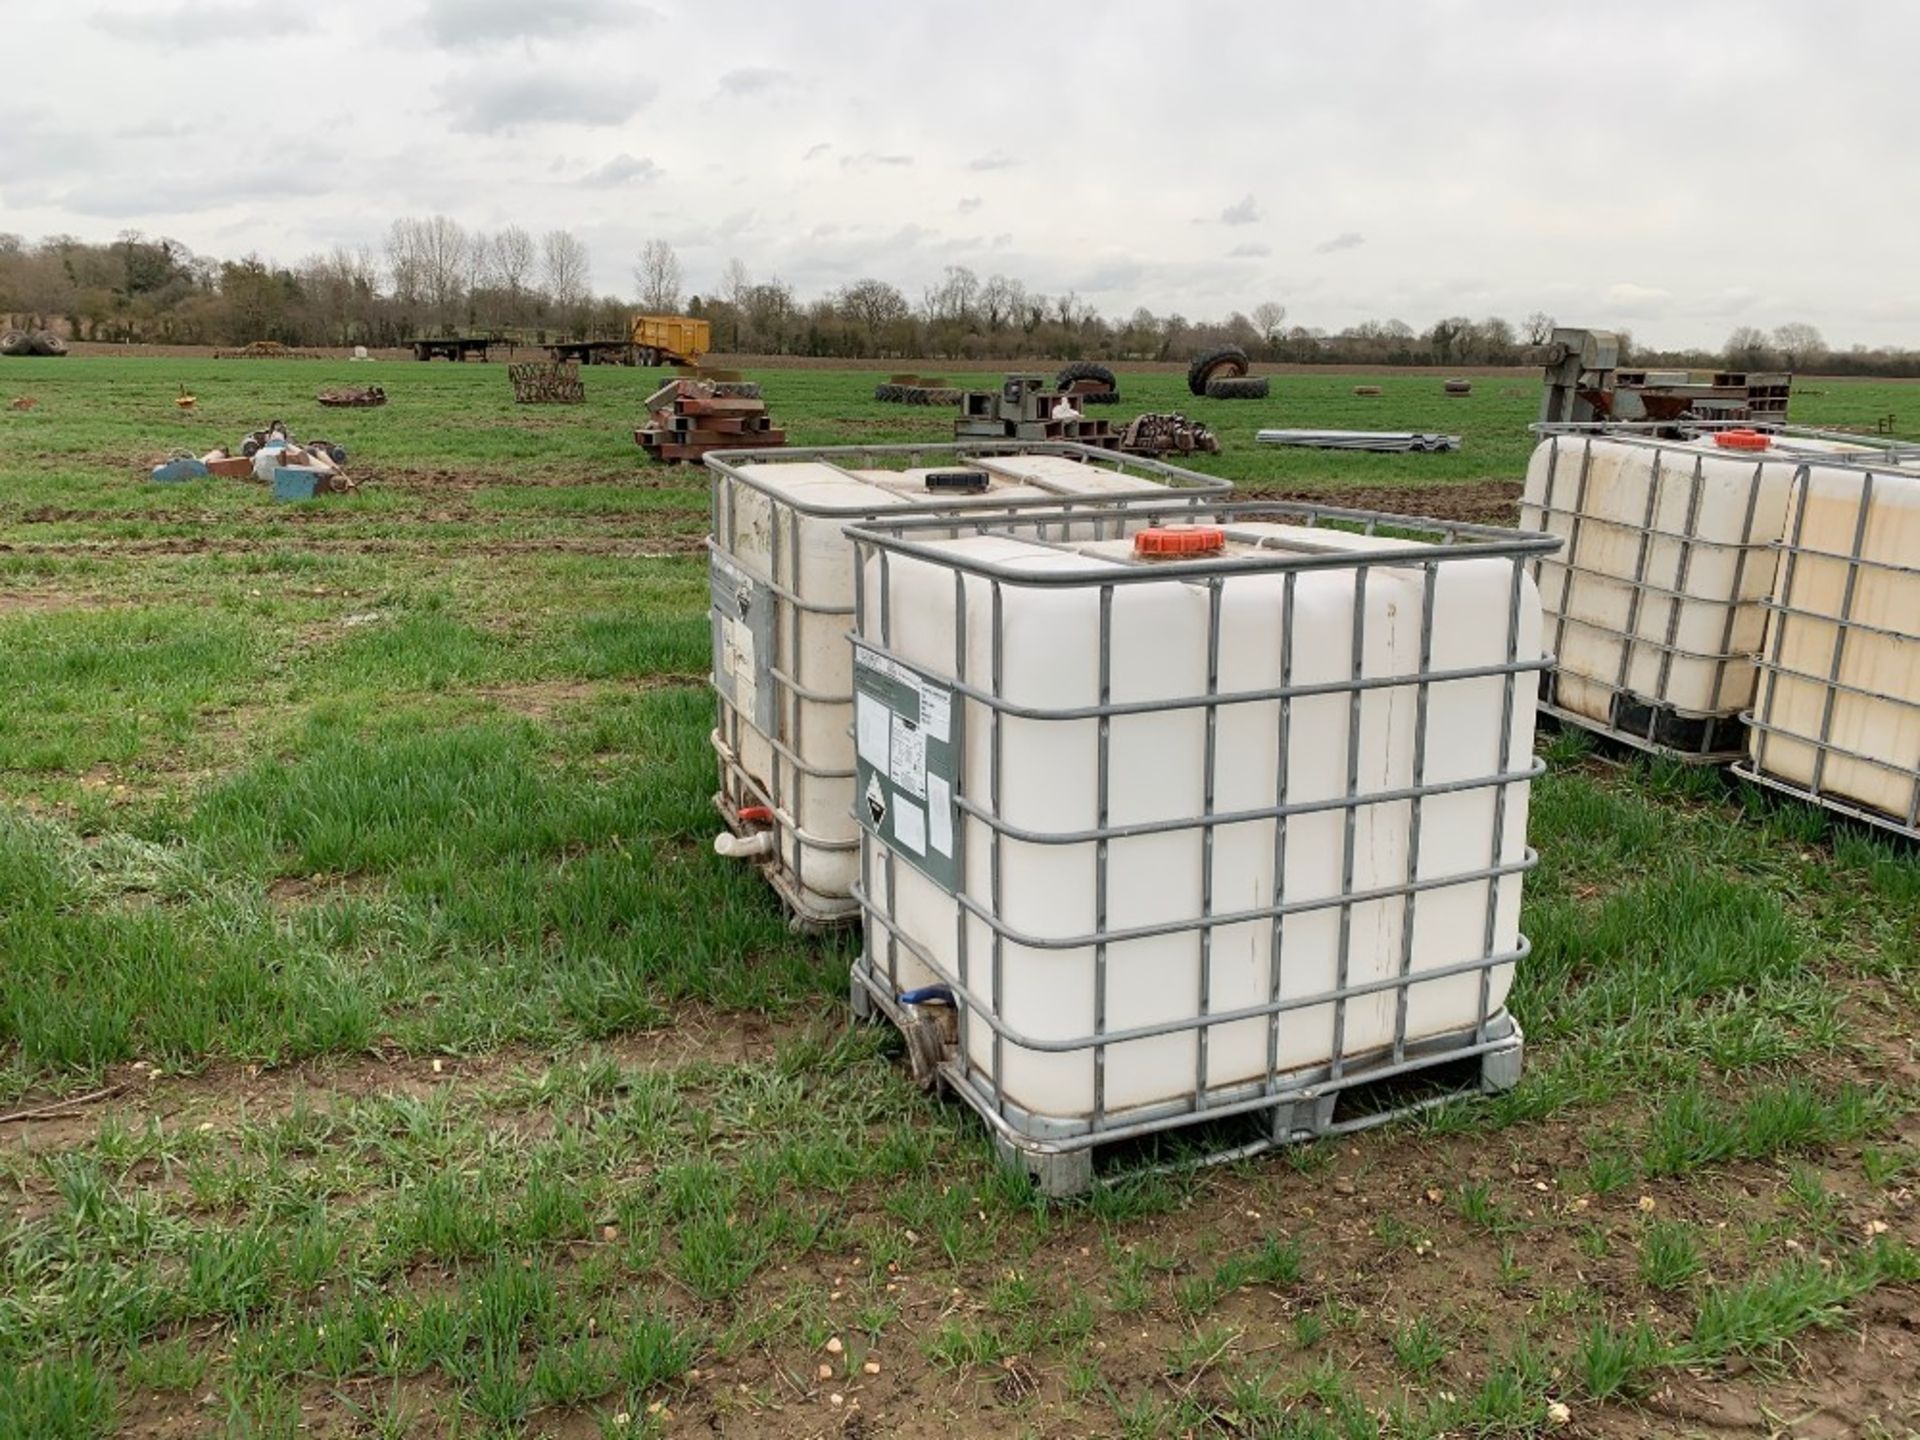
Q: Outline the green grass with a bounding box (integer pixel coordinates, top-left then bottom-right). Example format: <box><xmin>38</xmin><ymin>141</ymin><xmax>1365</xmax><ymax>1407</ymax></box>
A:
<box><xmin>1</xmin><ymin>358</ymin><xmax>1917</xmax><ymax>1437</ymax></box>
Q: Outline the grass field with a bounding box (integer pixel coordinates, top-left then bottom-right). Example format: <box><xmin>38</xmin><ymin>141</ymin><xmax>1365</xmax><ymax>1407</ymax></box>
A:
<box><xmin>1</xmin><ymin>357</ymin><xmax>1916</xmax><ymax>1439</ymax></box>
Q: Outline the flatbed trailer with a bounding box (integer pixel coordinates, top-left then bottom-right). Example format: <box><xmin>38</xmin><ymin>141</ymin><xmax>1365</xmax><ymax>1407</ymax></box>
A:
<box><xmin>407</xmin><ymin>335</ymin><xmax>500</xmax><ymax>362</ymax></box>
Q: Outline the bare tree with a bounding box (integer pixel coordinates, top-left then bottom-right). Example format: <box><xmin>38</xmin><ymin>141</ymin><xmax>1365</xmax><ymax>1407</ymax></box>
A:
<box><xmin>492</xmin><ymin>227</ymin><xmax>536</xmax><ymax>323</ymax></box>
<box><xmin>1770</xmin><ymin>322</ymin><xmax>1826</xmax><ymax>370</ymax></box>
<box><xmin>1725</xmin><ymin>326</ymin><xmax>1774</xmax><ymax>368</ymax></box>
<box><xmin>634</xmin><ymin>239</ymin><xmax>683</xmax><ymax>312</ymax></box>
<box><xmin>539</xmin><ymin>230</ymin><xmax>592</xmax><ymax>334</ymax></box>
<box><xmin>1251</xmin><ymin>300</ymin><xmax>1287</xmax><ymax>340</ymax></box>
<box><xmin>1522</xmin><ymin>310</ymin><xmax>1556</xmax><ymax>346</ymax></box>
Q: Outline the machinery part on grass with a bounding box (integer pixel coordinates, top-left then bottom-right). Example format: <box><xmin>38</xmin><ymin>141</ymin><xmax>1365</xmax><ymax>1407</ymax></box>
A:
<box><xmin>1257</xmin><ymin>428</ymin><xmax>1460</xmax><ymax>453</ymax></box>
<box><xmin>150</xmin><ymin>451</ymin><xmax>208</xmax><ymax>484</ymax></box>
<box><xmin>29</xmin><ymin>331</ymin><xmax>68</xmax><ymax>357</ymax></box>
<box><xmin>1</xmin><ymin>330</ymin><xmax>33</xmax><ymax>358</ymax></box>
<box><xmin>1205</xmin><ymin>375</ymin><xmax>1270</xmax><ymax>400</ymax></box>
<box><xmin>1118</xmin><ymin>411</ymin><xmax>1220</xmax><ymax>456</ymax></box>
<box><xmin>7</xmin><ymin>395</ymin><xmax>37</xmax><ymax>411</ymax></box>
<box><xmin>878</xmin><ymin>381</ymin><xmax>963</xmax><ymax>406</ymax></box>
<box><xmin>1056</xmin><ymin>361</ymin><xmax>1118</xmax><ymax>403</ymax></box>
<box><xmin>316</xmin><ymin>385</ymin><xmax>388</xmax><ymax>408</ymax></box>
<box><xmin>1444</xmin><ymin>378</ymin><xmax>1473</xmax><ymax>396</ymax></box>
<box><xmin>1186</xmin><ymin>345</ymin><xmax>1249</xmax><ymax>396</ymax></box>
<box><xmin>954</xmin><ymin>373</ymin><xmax>1122</xmax><ymax>448</ymax></box>
<box><xmin>509</xmin><ymin>362</ymin><xmax>586</xmax><ymax>404</ymax></box>
<box><xmin>1353</xmin><ymin>385</ymin><xmax>1382</xmax><ymax>397</ymax></box>
<box><xmin>1537</xmin><ymin>327</ymin><xmax>1792</xmax><ymax>427</ymax></box>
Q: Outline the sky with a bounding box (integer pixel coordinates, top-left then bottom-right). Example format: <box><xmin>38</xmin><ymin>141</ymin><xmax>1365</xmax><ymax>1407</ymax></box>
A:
<box><xmin>5</xmin><ymin>0</ymin><xmax>1917</xmax><ymax>351</ymax></box>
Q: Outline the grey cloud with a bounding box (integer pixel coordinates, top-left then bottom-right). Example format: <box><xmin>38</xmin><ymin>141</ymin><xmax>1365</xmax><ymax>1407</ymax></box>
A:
<box><xmin>56</xmin><ymin>167</ymin><xmax>332</xmax><ymax>219</ymax></box>
<box><xmin>91</xmin><ymin>1</ymin><xmax>310</xmax><ymax>44</ymax></box>
<box><xmin>840</xmin><ymin>152</ymin><xmax>913</xmax><ymax>169</ymax></box>
<box><xmin>1229</xmin><ymin>243</ymin><xmax>1271</xmax><ymax>258</ymax></box>
<box><xmin>718</xmin><ymin>67</ymin><xmax>793</xmax><ymax>97</ymax></box>
<box><xmin>422</xmin><ymin>0</ymin><xmax>635</xmax><ymax>48</ymax></box>
<box><xmin>802</xmin><ymin>143</ymin><xmax>831</xmax><ymax>160</ymax></box>
<box><xmin>968</xmin><ymin>152</ymin><xmax>1017</xmax><ymax>171</ymax></box>
<box><xmin>440</xmin><ymin>74</ymin><xmax>657</xmax><ymax>134</ymax></box>
<box><xmin>1220</xmin><ymin>194</ymin><xmax>1261</xmax><ymax>226</ymax></box>
<box><xmin>957</xmin><ymin>196</ymin><xmax>981</xmax><ymax>214</ymax></box>
<box><xmin>578</xmin><ymin>153</ymin><xmax>661</xmax><ymax>187</ymax></box>
<box><xmin>1314</xmin><ymin>231</ymin><xmax>1365</xmax><ymax>254</ymax></box>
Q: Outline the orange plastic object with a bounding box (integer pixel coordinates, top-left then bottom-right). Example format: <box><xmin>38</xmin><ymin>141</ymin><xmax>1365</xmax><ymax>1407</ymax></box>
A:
<box><xmin>1713</xmin><ymin>429</ymin><xmax>1771</xmax><ymax>451</ymax></box>
<box><xmin>1133</xmin><ymin>525</ymin><xmax>1226</xmax><ymax>556</ymax></box>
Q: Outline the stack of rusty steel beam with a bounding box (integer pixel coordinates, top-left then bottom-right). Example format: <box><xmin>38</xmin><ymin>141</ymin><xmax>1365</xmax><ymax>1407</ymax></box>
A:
<box><xmin>634</xmin><ymin>379</ymin><xmax>786</xmax><ymax>463</ymax></box>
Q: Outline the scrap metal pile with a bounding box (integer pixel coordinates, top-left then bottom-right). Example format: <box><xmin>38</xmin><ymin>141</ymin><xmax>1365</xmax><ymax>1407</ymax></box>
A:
<box><xmin>150</xmin><ymin>421</ymin><xmax>359</xmax><ymax>499</ymax></box>
<box><xmin>317</xmin><ymin>385</ymin><xmax>388</xmax><ymax>408</ymax></box>
<box><xmin>1117</xmin><ymin>411</ymin><xmax>1219</xmax><ymax>456</ymax></box>
<box><xmin>634</xmin><ymin>379</ymin><xmax>785</xmax><ymax>463</ymax></box>
<box><xmin>1256</xmin><ymin>428</ymin><xmax>1461</xmax><ymax>453</ymax></box>
<box><xmin>213</xmin><ymin>340</ymin><xmax>322</xmax><ymax>360</ymax></box>
<box><xmin>955</xmin><ymin>373</ymin><xmax>1119</xmax><ymax>448</ymax></box>
<box><xmin>509</xmin><ymin>363</ymin><xmax>584</xmax><ymax>405</ymax></box>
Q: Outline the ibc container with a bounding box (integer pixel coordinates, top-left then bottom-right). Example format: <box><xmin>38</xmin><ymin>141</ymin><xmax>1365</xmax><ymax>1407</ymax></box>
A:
<box><xmin>844</xmin><ymin>501</ymin><xmax>1560</xmax><ymax>1194</ymax></box>
<box><xmin>1519</xmin><ymin>425</ymin><xmax>1879</xmax><ymax>758</ymax></box>
<box><xmin>1737</xmin><ymin>460</ymin><xmax>1920</xmax><ymax>837</ymax></box>
<box><xmin>705</xmin><ymin>443</ymin><xmax>1231</xmax><ymax>927</ymax></box>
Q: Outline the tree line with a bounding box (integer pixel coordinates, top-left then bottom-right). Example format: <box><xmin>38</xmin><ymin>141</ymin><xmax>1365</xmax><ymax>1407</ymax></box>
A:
<box><xmin>1</xmin><ymin>222</ymin><xmax>1911</xmax><ymax>374</ymax></box>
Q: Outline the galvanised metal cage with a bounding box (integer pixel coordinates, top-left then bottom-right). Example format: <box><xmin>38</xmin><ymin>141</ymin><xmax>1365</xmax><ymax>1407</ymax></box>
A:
<box><xmin>844</xmin><ymin>499</ymin><xmax>1562</xmax><ymax>1194</ymax></box>
<box><xmin>1736</xmin><ymin>457</ymin><xmax>1920</xmax><ymax>840</ymax></box>
<box><xmin>1520</xmin><ymin>422</ymin><xmax>1920</xmax><ymax>763</ymax></box>
<box><xmin>704</xmin><ymin>443</ymin><xmax>1231</xmax><ymax>928</ymax></box>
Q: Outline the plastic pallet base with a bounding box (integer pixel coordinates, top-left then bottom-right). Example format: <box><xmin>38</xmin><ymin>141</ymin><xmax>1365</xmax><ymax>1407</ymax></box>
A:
<box><xmin>1538</xmin><ymin>675</ymin><xmax>1746</xmax><ymax>765</ymax></box>
<box><xmin>850</xmin><ymin>957</ymin><xmax>1523</xmax><ymax>1199</ymax></box>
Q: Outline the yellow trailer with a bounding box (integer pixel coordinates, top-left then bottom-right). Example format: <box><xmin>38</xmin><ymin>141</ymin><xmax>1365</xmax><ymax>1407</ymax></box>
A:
<box><xmin>629</xmin><ymin>314</ymin><xmax>711</xmax><ymax>367</ymax></box>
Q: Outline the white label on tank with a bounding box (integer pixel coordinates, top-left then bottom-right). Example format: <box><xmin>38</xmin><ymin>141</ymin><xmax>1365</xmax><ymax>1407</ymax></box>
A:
<box><xmin>892</xmin><ymin>797</ymin><xmax>926</xmax><ymax>855</ymax></box>
<box><xmin>890</xmin><ymin>721</ymin><xmax>927</xmax><ymax>799</ymax></box>
<box><xmin>856</xmin><ymin>692</ymin><xmax>892</xmax><ymax>771</ymax></box>
<box><xmin>722</xmin><ymin>616</ymin><xmax>755</xmax><ymax>716</ymax></box>
<box><xmin>927</xmin><ymin>774</ymin><xmax>953</xmax><ymax>856</ymax></box>
<box><xmin>919</xmin><ymin>685</ymin><xmax>951</xmax><ymax>743</ymax></box>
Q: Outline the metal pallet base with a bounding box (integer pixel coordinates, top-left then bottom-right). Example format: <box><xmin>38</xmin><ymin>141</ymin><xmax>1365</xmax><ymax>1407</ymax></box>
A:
<box><xmin>1731</xmin><ymin>763</ymin><xmax>1920</xmax><ymax>843</ymax></box>
<box><xmin>850</xmin><ymin>955</ymin><xmax>1523</xmax><ymax>1198</ymax></box>
<box><xmin>711</xmin><ymin>793</ymin><xmax>859</xmax><ymax>933</ymax></box>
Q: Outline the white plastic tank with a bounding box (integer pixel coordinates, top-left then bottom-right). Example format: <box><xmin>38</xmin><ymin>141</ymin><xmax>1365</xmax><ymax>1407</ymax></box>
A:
<box><xmin>1743</xmin><ymin>461</ymin><xmax>1920</xmax><ymax>832</ymax></box>
<box><xmin>852</xmin><ymin>509</ymin><xmax>1552</xmax><ymax>1132</ymax></box>
<box><xmin>1519</xmin><ymin>427</ymin><xmax>1873</xmax><ymax>755</ymax></box>
<box><xmin>706</xmin><ymin>445</ymin><xmax>1230</xmax><ymax>925</ymax></box>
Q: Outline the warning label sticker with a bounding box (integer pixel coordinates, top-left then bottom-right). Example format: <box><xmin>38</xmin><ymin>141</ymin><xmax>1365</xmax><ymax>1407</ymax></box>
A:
<box><xmin>852</xmin><ymin>645</ymin><xmax>961</xmax><ymax>892</ymax></box>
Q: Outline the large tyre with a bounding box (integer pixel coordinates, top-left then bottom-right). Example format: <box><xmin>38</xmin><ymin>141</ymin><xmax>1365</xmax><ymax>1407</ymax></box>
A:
<box><xmin>29</xmin><ymin>332</ymin><xmax>67</xmax><ymax>357</ymax></box>
<box><xmin>1205</xmin><ymin>375</ymin><xmax>1270</xmax><ymax>400</ymax></box>
<box><xmin>0</xmin><ymin>330</ymin><xmax>30</xmax><ymax>357</ymax></box>
<box><xmin>1077</xmin><ymin>387</ymin><xmax>1120</xmax><ymax>405</ymax></box>
<box><xmin>1187</xmin><ymin>345</ymin><xmax>1249</xmax><ymax>396</ymax></box>
<box><xmin>1056</xmin><ymin>361</ymin><xmax>1117</xmax><ymax>397</ymax></box>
